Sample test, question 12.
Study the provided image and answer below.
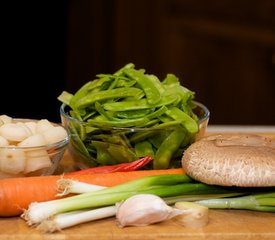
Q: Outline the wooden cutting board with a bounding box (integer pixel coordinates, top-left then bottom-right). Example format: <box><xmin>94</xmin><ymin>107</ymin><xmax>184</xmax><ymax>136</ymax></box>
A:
<box><xmin>1</xmin><ymin>209</ymin><xmax>275</xmax><ymax>240</ymax></box>
<box><xmin>0</xmin><ymin>127</ymin><xmax>275</xmax><ymax>240</ymax></box>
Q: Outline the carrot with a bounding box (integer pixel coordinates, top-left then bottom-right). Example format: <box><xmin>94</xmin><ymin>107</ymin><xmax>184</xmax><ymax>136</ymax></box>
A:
<box><xmin>0</xmin><ymin>168</ymin><xmax>184</xmax><ymax>217</ymax></box>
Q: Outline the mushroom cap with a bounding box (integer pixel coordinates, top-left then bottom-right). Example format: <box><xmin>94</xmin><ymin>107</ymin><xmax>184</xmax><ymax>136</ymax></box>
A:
<box><xmin>182</xmin><ymin>134</ymin><xmax>275</xmax><ymax>187</ymax></box>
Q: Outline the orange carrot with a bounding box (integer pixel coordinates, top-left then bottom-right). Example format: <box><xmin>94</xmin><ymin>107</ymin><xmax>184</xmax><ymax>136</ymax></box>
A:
<box><xmin>0</xmin><ymin>168</ymin><xmax>184</xmax><ymax>217</ymax></box>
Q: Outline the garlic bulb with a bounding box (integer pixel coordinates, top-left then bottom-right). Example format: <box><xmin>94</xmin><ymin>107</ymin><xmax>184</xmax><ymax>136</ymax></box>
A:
<box><xmin>116</xmin><ymin>194</ymin><xmax>184</xmax><ymax>227</ymax></box>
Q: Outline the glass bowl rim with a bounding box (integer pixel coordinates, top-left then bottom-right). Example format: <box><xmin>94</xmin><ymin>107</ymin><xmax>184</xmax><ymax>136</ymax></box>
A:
<box><xmin>60</xmin><ymin>101</ymin><xmax>210</xmax><ymax>131</ymax></box>
<box><xmin>0</xmin><ymin>118</ymin><xmax>70</xmax><ymax>150</ymax></box>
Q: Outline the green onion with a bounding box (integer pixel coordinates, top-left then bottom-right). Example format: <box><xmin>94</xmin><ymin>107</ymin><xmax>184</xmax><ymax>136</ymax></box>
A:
<box><xmin>21</xmin><ymin>174</ymin><xmax>231</xmax><ymax>225</ymax></box>
<box><xmin>21</xmin><ymin>174</ymin><xmax>275</xmax><ymax>232</ymax></box>
<box><xmin>195</xmin><ymin>192</ymin><xmax>275</xmax><ymax>212</ymax></box>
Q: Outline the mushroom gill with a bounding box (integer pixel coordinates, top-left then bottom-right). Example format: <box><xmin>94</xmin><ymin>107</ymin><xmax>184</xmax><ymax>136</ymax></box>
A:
<box><xmin>182</xmin><ymin>134</ymin><xmax>275</xmax><ymax>187</ymax></box>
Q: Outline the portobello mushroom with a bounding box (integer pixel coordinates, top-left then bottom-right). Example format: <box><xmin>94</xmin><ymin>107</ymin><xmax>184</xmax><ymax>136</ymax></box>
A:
<box><xmin>182</xmin><ymin>134</ymin><xmax>275</xmax><ymax>187</ymax></box>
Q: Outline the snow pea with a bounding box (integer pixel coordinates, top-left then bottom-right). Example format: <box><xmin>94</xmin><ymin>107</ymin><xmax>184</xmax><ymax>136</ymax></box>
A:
<box><xmin>153</xmin><ymin>126</ymin><xmax>187</xmax><ymax>169</ymax></box>
<box><xmin>115</xmin><ymin>109</ymin><xmax>153</xmax><ymax>119</ymax></box>
<box><xmin>74</xmin><ymin>87</ymin><xmax>144</xmax><ymax>110</ymax></box>
<box><xmin>91</xmin><ymin>141</ymin><xmax>118</xmax><ymax>165</ymax></box>
<box><xmin>87</xmin><ymin>115</ymin><xmax>150</xmax><ymax>128</ymax></box>
<box><xmin>165</xmin><ymin>106</ymin><xmax>199</xmax><ymax>134</ymax></box>
<box><xmin>124</xmin><ymin>68</ymin><xmax>161</xmax><ymax>105</ymax></box>
<box><xmin>103</xmin><ymin>94</ymin><xmax>178</xmax><ymax>111</ymax></box>
<box><xmin>91</xmin><ymin>140</ymin><xmax>137</xmax><ymax>165</ymax></box>
<box><xmin>113</xmin><ymin>62</ymin><xmax>135</xmax><ymax>76</ymax></box>
<box><xmin>135</xmin><ymin>141</ymin><xmax>155</xmax><ymax>159</ymax></box>
<box><xmin>66</xmin><ymin>122</ymin><xmax>98</xmax><ymax>167</ymax></box>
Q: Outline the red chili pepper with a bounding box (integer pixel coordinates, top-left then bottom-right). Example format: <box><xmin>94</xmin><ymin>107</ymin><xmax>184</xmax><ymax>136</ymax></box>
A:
<box><xmin>68</xmin><ymin>156</ymin><xmax>153</xmax><ymax>175</ymax></box>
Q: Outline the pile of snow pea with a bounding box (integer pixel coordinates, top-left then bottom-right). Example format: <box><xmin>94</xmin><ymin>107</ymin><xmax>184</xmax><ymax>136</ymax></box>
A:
<box><xmin>58</xmin><ymin>63</ymin><xmax>201</xmax><ymax>169</ymax></box>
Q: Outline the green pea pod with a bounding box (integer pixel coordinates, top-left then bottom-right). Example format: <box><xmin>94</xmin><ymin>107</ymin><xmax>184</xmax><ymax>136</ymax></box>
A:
<box><xmin>135</xmin><ymin>141</ymin><xmax>155</xmax><ymax>158</ymax></box>
<box><xmin>70</xmin><ymin>76</ymin><xmax>116</xmax><ymax>110</ymax></box>
<box><xmin>69</xmin><ymin>80</ymin><xmax>96</xmax><ymax>110</ymax></box>
<box><xmin>91</xmin><ymin>141</ymin><xmax>117</xmax><ymax>165</ymax></box>
<box><xmin>129</xmin><ymin>121</ymin><xmax>181</xmax><ymax>143</ymax></box>
<box><xmin>113</xmin><ymin>62</ymin><xmax>135</xmax><ymax>76</ymax></box>
<box><xmin>137</xmin><ymin>119</ymin><xmax>159</xmax><ymax>128</ymax></box>
<box><xmin>162</xmin><ymin>73</ymin><xmax>180</xmax><ymax>86</ymax></box>
<box><xmin>116</xmin><ymin>78</ymin><xmax>136</xmax><ymax>88</ymax></box>
<box><xmin>87</xmin><ymin>76</ymin><xmax>113</xmax><ymax>91</ymax></box>
<box><xmin>92</xmin><ymin>132</ymin><xmax>131</xmax><ymax>147</ymax></box>
<box><xmin>103</xmin><ymin>98</ymin><xmax>149</xmax><ymax>111</ymax></box>
<box><xmin>88</xmin><ymin>116</ymin><xmax>150</xmax><ymax>128</ymax></box>
<box><xmin>91</xmin><ymin>139</ymin><xmax>138</xmax><ymax>165</ymax></box>
<box><xmin>163</xmin><ymin>85</ymin><xmax>194</xmax><ymax>105</ymax></box>
<box><xmin>124</xmin><ymin>68</ymin><xmax>161</xmax><ymax>105</ymax></box>
<box><xmin>95</xmin><ymin>102</ymin><xmax>116</xmax><ymax>121</ymax></box>
<box><xmin>153</xmin><ymin>126</ymin><xmax>187</xmax><ymax>169</ymax></box>
<box><xmin>146</xmin><ymin>106</ymin><xmax>167</xmax><ymax>120</ymax></box>
<box><xmin>148</xmin><ymin>129</ymin><xmax>172</xmax><ymax>149</ymax></box>
<box><xmin>57</xmin><ymin>91</ymin><xmax>73</xmax><ymax>106</ymax></box>
<box><xmin>115</xmin><ymin>109</ymin><xmax>153</xmax><ymax>119</ymax></box>
<box><xmin>74</xmin><ymin>87</ymin><xmax>144</xmax><ymax>110</ymax></box>
<box><xmin>107</xmin><ymin>143</ymin><xmax>138</xmax><ymax>163</ymax></box>
<box><xmin>103</xmin><ymin>94</ymin><xmax>178</xmax><ymax>111</ymax></box>
<box><xmin>147</xmin><ymin>74</ymin><xmax>165</xmax><ymax>94</ymax></box>
<box><xmin>68</xmin><ymin>124</ymin><xmax>98</xmax><ymax>167</ymax></box>
<box><xmin>106</xmin><ymin>76</ymin><xmax>119</xmax><ymax>90</ymax></box>
<box><xmin>165</xmin><ymin>106</ymin><xmax>199</xmax><ymax>134</ymax></box>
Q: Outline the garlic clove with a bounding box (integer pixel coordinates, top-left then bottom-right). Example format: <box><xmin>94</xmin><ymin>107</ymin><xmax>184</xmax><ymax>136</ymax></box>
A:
<box><xmin>116</xmin><ymin>194</ymin><xmax>184</xmax><ymax>228</ymax></box>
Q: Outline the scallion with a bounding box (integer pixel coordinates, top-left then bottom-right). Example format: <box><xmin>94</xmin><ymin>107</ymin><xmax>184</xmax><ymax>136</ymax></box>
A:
<box><xmin>21</xmin><ymin>174</ymin><xmax>275</xmax><ymax>232</ymax></box>
<box><xmin>195</xmin><ymin>192</ymin><xmax>275</xmax><ymax>212</ymax></box>
<box><xmin>21</xmin><ymin>174</ymin><xmax>231</xmax><ymax>225</ymax></box>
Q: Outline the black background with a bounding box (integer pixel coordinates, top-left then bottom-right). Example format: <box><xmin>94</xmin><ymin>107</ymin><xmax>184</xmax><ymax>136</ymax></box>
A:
<box><xmin>2</xmin><ymin>1</ymin><xmax>275</xmax><ymax>125</ymax></box>
<box><xmin>1</xmin><ymin>1</ymin><xmax>68</xmax><ymax>122</ymax></box>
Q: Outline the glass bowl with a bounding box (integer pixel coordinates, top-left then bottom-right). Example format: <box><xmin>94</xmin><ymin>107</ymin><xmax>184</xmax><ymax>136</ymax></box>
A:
<box><xmin>60</xmin><ymin>101</ymin><xmax>210</xmax><ymax>170</ymax></box>
<box><xmin>0</xmin><ymin>117</ymin><xmax>69</xmax><ymax>178</ymax></box>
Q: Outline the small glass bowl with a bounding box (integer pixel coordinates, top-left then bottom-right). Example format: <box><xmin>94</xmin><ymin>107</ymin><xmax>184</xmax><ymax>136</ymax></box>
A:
<box><xmin>0</xmin><ymin>118</ymin><xmax>69</xmax><ymax>178</ymax></box>
<box><xmin>60</xmin><ymin>101</ymin><xmax>210</xmax><ymax>170</ymax></box>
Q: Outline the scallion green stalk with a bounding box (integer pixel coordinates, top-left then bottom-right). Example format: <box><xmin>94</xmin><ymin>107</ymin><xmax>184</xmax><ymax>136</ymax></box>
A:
<box><xmin>56</xmin><ymin>174</ymin><xmax>193</xmax><ymax>198</ymax></box>
<box><xmin>163</xmin><ymin>193</ymin><xmax>245</xmax><ymax>205</ymax></box>
<box><xmin>195</xmin><ymin>192</ymin><xmax>275</xmax><ymax>212</ymax></box>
